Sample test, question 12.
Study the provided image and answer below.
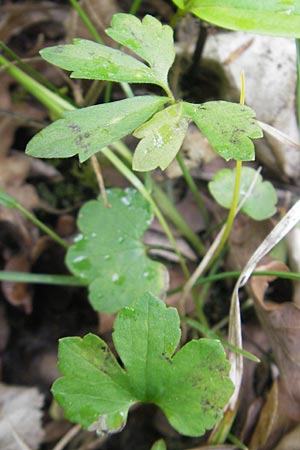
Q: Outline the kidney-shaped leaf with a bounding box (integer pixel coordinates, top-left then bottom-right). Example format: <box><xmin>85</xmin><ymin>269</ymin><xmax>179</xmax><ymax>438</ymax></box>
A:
<box><xmin>106</xmin><ymin>14</ymin><xmax>175</xmax><ymax>90</ymax></box>
<box><xmin>52</xmin><ymin>293</ymin><xmax>233</xmax><ymax>436</ymax></box>
<box><xmin>208</xmin><ymin>166</ymin><xmax>277</xmax><ymax>220</ymax></box>
<box><xmin>184</xmin><ymin>101</ymin><xmax>262</xmax><ymax>162</ymax></box>
<box><xmin>133</xmin><ymin>103</ymin><xmax>190</xmax><ymax>171</ymax></box>
<box><xmin>66</xmin><ymin>189</ymin><xmax>168</xmax><ymax>313</ymax></box>
<box><xmin>186</xmin><ymin>0</ymin><xmax>300</xmax><ymax>38</ymax></box>
<box><xmin>26</xmin><ymin>96</ymin><xmax>167</xmax><ymax>162</ymax></box>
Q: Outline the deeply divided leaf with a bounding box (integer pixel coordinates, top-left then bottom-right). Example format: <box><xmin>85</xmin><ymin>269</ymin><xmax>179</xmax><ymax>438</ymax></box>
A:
<box><xmin>133</xmin><ymin>103</ymin><xmax>190</xmax><ymax>171</ymax></box>
<box><xmin>26</xmin><ymin>96</ymin><xmax>167</xmax><ymax>162</ymax></box>
<box><xmin>208</xmin><ymin>166</ymin><xmax>278</xmax><ymax>220</ymax></box>
<box><xmin>106</xmin><ymin>14</ymin><xmax>175</xmax><ymax>90</ymax></box>
<box><xmin>52</xmin><ymin>294</ymin><xmax>233</xmax><ymax>436</ymax></box>
<box><xmin>185</xmin><ymin>0</ymin><xmax>300</xmax><ymax>38</ymax></box>
<box><xmin>40</xmin><ymin>14</ymin><xmax>175</xmax><ymax>92</ymax></box>
<box><xmin>184</xmin><ymin>101</ymin><xmax>262</xmax><ymax>161</ymax></box>
<box><xmin>66</xmin><ymin>189</ymin><xmax>168</xmax><ymax>313</ymax></box>
<box><xmin>40</xmin><ymin>39</ymin><xmax>157</xmax><ymax>85</ymax></box>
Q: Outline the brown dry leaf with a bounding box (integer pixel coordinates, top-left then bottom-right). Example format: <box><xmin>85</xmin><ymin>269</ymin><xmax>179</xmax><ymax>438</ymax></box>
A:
<box><xmin>0</xmin><ymin>383</ymin><xmax>44</xmax><ymax>450</ymax></box>
<box><xmin>250</xmin><ymin>260</ymin><xmax>300</xmax><ymax>421</ymax></box>
<box><xmin>248</xmin><ymin>380</ymin><xmax>290</xmax><ymax>450</ymax></box>
<box><xmin>2</xmin><ymin>254</ymin><xmax>33</xmax><ymax>313</ymax></box>
<box><xmin>273</xmin><ymin>423</ymin><xmax>300</xmax><ymax>450</ymax></box>
<box><xmin>226</xmin><ymin>215</ymin><xmax>274</xmax><ymax>271</ymax></box>
<box><xmin>0</xmin><ymin>2</ymin><xmax>69</xmax><ymax>44</ymax></box>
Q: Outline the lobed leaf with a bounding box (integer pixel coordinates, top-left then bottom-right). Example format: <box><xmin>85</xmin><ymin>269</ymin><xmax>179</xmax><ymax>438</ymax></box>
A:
<box><xmin>52</xmin><ymin>293</ymin><xmax>233</xmax><ymax>436</ymax></box>
<box><xmin>106</xmin><ymin>14</ymin><xmax>175</xmax><ymax>90</ymax></box>
<box><xmin>133</xmin><ymin>103</ymin><xmax>190</xmax><ymax>171</ymax></box>
<box><xmin>26</xmin><ymin>96</ymin><xmax>167</xmax><ymax>162</ymax></box>
<box><xmin>208</xmin><ymin>166</ymin><xmax>278</xmax><ymax>220</ymax></box>
<box><xmin>184</xmin><ymin>101</ymin><xmax>262</xmax><ymax>162</ymax></box>
<box><xmin>66</xmin><ymin>188</ymin><xmax>168</xmax><ymax>313</ymax></box>
<box><xmin>40</xmin><ymin>38</ymin><xmax>158</xmax><ymax>85</ymax></box>
<box><xmin>185</xmin><ymin>0</ymin><xmax>300</xmax><ymax>38</ymax></box>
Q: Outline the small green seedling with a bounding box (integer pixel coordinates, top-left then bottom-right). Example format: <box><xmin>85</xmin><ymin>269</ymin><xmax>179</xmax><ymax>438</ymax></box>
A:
<box><xmin>209</xmin><ymin>166</ymin><xmax>278</xmax><ymax>221</ymax></box>
<box><xmin>52</xmin><ymin>293</ymin><xmax>233</xmax><ymax>437</ymax></box>
<box><xmin>4</xmin><ymin>5</ymin><xmax>297</xmax><ymax>442</ymax></box>
<box><xmin>66</xmin><ymin>188</ymin><xmax>168</xmax><ymax>313</ymax></box>
<box><xmin>26</xmin><ymin>13</ymin><xmax>263</xmax><ymax>170</ymax></box>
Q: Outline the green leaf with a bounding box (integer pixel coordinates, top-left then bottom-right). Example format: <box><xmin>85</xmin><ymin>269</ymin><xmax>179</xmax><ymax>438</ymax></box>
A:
<box><xmin>26</xmin><ymin>96</ymin><xmax>167</xmax><ymax>162</ymax></box>
<box><xmin>40</xmin><ymin>38</ymin><xmax>157</xmax><ymax>86</ymax></box>
<box><xmin>52</xmin><ymin>293</ymin><xmax>233</xmax><ymax>436</ymax></box>
<box><xmin>172</xmin><ymin>0</ymin><xmax>185</xmax><ymax>8</ymax></box>
<box><xmin>66</xmin><ymin>189</ymin><xmax>168</xmax><ymax>313</ymax></box>
<box><xmin>208</xmin><ymin>166</ymin><xmax>277</xmax><ymax>220</ymax></box>
<box><xmin>106</xmin><ymin>14</ymin><xmax>175</xmax><ymax>91</ymax></box>
<box><xmin>133</xmin><ymin>103</ymin><xmax>190</xmax><ymax>171</ymax></box>
<box><xmin>151</xmin><ymin>440</ymin><xmax>167</xmax><ymax>450</ymax></box>
<box><xmin>184</xmin><ymin>101</ymin><xmax>262</xmax><ymax>162</ymax></box>
<box><xmin>186</xmin><ymin>0</ymin><xmax>300</xmax><ymax>38</ymax></box>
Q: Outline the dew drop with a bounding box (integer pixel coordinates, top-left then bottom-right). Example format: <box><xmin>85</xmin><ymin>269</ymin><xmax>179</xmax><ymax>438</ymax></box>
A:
<box><xmin>91</xmin><ymin>232</ymin><xmax>97</xmax><ymax>238</ymax></box>
<box><xmin>104</xmin><ymin>254</ymin><xmax>111</xmax><ymax>260</ymax></box>
<box><xmin>74</xmin><ymin>233</ymin><xmax>84</xmax><ymax>242</ymax></box>
<box><xmin>121</xmin><ymin>196</ymin><xmax>131</xmax><ymax>206</ymax></box>
<box><xmin>73</xmin><ymin>255</ymin><xmax>87</xmax><ymax>263</ymax></box>
<box><xmin>118</xmin><ymin>237</ymin><xmax>124</xmax><ymax>243</ymax></box>
<box><xmin>112</xmin><ymin>273</ymin><xmax>119</xmax><ymax>282</ymax></box>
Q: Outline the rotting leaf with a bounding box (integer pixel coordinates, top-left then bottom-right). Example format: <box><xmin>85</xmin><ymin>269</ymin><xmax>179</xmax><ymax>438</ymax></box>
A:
<box><xmin>52</xmin><ymin>293</ymin><xmax>233</xmax><ymax>436</ymax></box>
<box><xmin>133</xmin><ymin>103</ymin><xmax>190</xmax><ymax>171</ymax></box>
<box><xmin>184</xmin><ymin>101</ymin><xmax>263</xmax><ymax>161</ymax></box>
<box><xmin>66</xmin><ymin>188</ymin><xmax>168</xmax><ymax>313</ymax></box>
<box><xmin>209</xmin><ymin>166</ymin><xmax>277</xmax><ymax>220</ymax></box>
<box><xmin>26</xmin><ymin>96</ymin><xmax>168</xmax><ymax>162</ymax></box>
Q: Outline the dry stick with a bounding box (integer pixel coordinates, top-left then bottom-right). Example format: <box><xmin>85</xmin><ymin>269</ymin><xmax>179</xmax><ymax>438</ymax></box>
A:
<box><xmin>90</xmin><ymin>155</ymin><xmax>111</xmax><ymax>208</ymax></box>
<box><xmin>52</xmin><ymin>424</ymin><xmax>82</xmax><ymax>450</ymax></box>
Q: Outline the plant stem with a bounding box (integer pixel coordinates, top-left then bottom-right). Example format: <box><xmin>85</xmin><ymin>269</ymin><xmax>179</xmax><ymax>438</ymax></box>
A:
<box><xmin>0</xmin><ymin>41</ymin><xmax>65</xmax><ymax>99</ymax></box>
<box><xmin>69</xmin><ymin>0</ymin><xmax>103</xmax><ymax>43</ymax></box>
<box><xmin>194</xmin><ymin>256</ymin><xmax>221</xmax><ymax>326</ymax></box>
<box><xmin>211</xmin><ymin>159</ymin><xmax>242</xmax><ymax>263</ymax></box>
<box><xmin>90</xmin><ymin>155</ymin><xmax>110</xmax><ymax>207</ymax></box>
<box><xmin>102</xmin><ymin>147</ymin><xmax>190</xmax><ymax>278</ymax></box>
<box><xmin>0</xmin><ymin>271</ymin><xmax>86</xmax><ymax>286</ymax></box>
<box><xmin>170</xmin><ymin>8</ymin><xmax>185</xmax><ymax>29</ymax></box>
<box><xmin>0</xmin><ymin>54</ymin><xmax>74</xmax><ymax>117</ymax></box>
<box><xmin>167</xmin><ymin>269</ymin><xmax>299</xmax><ymax>295</ymax></box>
<box><xmin>176</xmin><ymin>152</ymin><xmax>209</xmax><ymax>226</ymax></box>
<box><xmin>152</xmin><ymin>183</ymin><xmax>206</xmax><ymax>256</ymax></box>
<box><xmin>207</xmin><ymin>71</ymin><xmax>245</xmax><ymax>264</ymax></box>
<box><xmin>129</xmin><ymin>0</ymin><xmax>143</xmax><ymax>15</ymax></box>
<box><xmin>110</xmin><ymin>141</ymin><xmax>205</xmax><ymax>255</ymax></box>
<box><xmin>15</xmin><ymin>203</ymin><xmax>69</xmax><ymax>249</ymax></box>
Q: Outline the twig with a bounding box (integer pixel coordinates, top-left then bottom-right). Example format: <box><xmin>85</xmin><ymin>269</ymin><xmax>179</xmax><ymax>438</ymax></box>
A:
<box><xmin>52</xmin><ymin>424</ymin><xmax>82</xmax><ymax>450</ymax></box>
<box><xmin>90</xmin><ymin>155</ymin><xmax>111</xmax><ymax>207</ymax></box>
